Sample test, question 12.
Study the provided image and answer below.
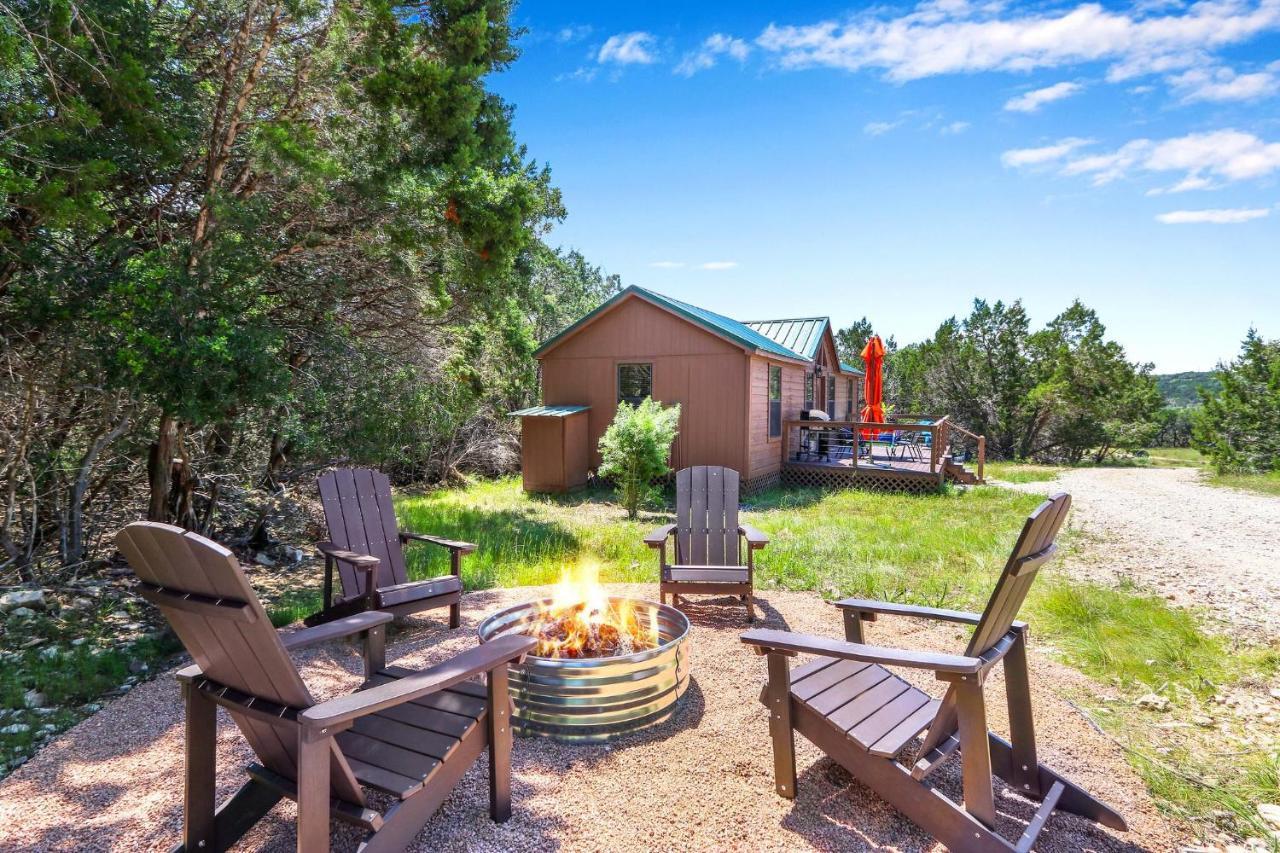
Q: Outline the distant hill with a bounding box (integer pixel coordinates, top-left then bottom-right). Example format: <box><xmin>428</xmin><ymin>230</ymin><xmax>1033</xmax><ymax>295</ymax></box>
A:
<box><xmin>1156</xmin><ymin>371</ymin><xmax>1220</xmax><ymax>407</ymax></box>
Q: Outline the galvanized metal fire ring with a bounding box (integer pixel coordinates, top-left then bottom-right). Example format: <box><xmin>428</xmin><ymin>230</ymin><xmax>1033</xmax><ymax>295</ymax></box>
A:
<box><xmin>476</xmin><ymin>597</ymin><xmax>691</xmax><ymax>742</ymax></box>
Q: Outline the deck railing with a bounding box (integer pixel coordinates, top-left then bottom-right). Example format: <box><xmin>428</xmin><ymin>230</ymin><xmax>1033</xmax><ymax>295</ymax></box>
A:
<box><xmin>780</xmin><ymin>415</ymin><xmax>986</xmax><ymax>482</ymax></box>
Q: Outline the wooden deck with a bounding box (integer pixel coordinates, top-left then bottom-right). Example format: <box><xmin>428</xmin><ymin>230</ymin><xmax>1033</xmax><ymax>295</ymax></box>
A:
<box><xmin>780</xmin><ymin>418</ymin><xmax>983</xmax><ymax>494</ymax></box>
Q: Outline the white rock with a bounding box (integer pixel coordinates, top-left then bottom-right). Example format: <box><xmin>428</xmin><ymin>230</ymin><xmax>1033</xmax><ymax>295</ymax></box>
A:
<box><xmin>0</xmin><ymin>589</ymin><xmax>45</xmax><ymax>611</ymax></box>
<box><xmin>284</xmin><ymin>546</ymin><xmax>305</xmax><ymax>563</ymax></box>
<box><xmin>39</xmin><ymin>647</ymin><xmax>58</xmax><ymax>660</ymax></box>
<box><xmin>1137</xmin><ymin>693</ymin><xmax>1170</xmax><ymax>712</ymax></box>
<box><xmin>254</xmin><ymin>552</ymin><xmax>276</xmax><ymax>567</ymax></box>
<box><xmin>0</xmin><ymin>724</ymin><xmax>30</xmax><ymax>735</ymax></box>
<box><xmin>22</xmin><ymin>690</ymin><xmax>45</xmax><ymax>709</ymax></box>
<box><xmin>8</xmin><ymin>607</ymin><xmax>36</xmax><ymax>619</ymax></box>
<box><xmin>1259</xmin><ymin>803</ymin><xmax>1280</xmax><ymax>830</ymax></box>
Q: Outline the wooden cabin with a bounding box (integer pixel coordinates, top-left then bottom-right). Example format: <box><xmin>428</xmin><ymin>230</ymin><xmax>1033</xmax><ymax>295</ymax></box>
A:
<box><xmin>523</xmin><ymin>286</ymin><xmax>865</xmax><ymax>494</ymax></box>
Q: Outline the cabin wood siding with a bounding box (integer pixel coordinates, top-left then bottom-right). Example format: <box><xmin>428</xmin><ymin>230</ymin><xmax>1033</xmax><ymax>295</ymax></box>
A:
<box><xmin>541</xmin><ymin>296</ymin><xmax>749</xmax><ymax>472</ymax></box>
<box><xmin>746</xmin><ymin>356</ymin><xmax>807</xmax><ymax>481</ymax></box>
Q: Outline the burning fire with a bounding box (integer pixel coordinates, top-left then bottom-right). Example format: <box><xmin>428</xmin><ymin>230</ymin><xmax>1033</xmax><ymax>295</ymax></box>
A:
<box><xmin>528</xmin><ymin>563</ymin><xmax>661</xmax><ymax>659</ymax></box>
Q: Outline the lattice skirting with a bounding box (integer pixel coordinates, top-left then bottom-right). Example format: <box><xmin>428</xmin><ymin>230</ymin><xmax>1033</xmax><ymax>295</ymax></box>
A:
<box><xmin>781</xmin><ymin>465</ymin><xmax>943</xmax><ymax>495</ymax></box>
<box><xmin>742</xmin><ymin>471</ymin><xmax>781</xmax><ymax>496</ymax></box>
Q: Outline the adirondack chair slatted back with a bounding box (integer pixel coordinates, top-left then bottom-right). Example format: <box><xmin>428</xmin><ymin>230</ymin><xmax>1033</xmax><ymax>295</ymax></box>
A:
<box><xmin>917</xmin><ymin>492</ymin><xmax>1071</xmax><ymax>757</ymax></box>
<box><xmin>116</xmin><ymin>522</ymin><xmax>365</xmax><ymax>805</ymax></box>
<box><xmin>318</xmin><ymin>468</ymin><xmax>407</xmax><ymax>595</ymax></box>
<box><xmin>674</xmin><ymin>466</ymin><xmax>740</xmax><ymax>566</ymax></box>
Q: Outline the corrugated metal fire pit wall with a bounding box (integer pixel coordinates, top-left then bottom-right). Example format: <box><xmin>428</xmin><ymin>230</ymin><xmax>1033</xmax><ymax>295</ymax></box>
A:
<box><xmin>476</xmin><ymin>597</ymin><xmax>691</xmax><ymax>742</ymax></box>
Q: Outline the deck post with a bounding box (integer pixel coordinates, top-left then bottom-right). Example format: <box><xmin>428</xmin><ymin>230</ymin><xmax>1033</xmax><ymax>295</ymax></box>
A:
<box><xmin>977</xmin><ymin>435</ymin><xmax>986</xmax><ymax>483</ymax></box>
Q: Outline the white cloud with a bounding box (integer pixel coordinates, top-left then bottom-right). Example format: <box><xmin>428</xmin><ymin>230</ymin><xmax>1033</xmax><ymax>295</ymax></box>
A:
<box><xmin>1004</xmin><ymin>81</ymin><xmax>1084</xmax><ymax>112</ymax></box>
<box><xmin>648</xmin><ymin>260</ymin><xmax>685</xmax><ymax>268</ymax></box>
<box><xmin>942</xmin><ymin>120</ymin><xmax>971</xmax><ymax>134</ymax></box>
<box><xmin>1167</xmin><ymin>62</ymin><xmax>1280</xmax><ymax>102</ymax></box>
<box><xmin>556</xmin><ymin>25</ymin><xmax>592</xmax><ymax>44</ymax></box>
<box><xmin>675</xmin><ymin>33</ymin><xmax>751</xmax><ymax>76</ymax></box>
<box><xmin>1006</xmin><ymin>129</ymin><xmax>1280</xmax><ymax>190</ymax></box>
<box><xmin>597</xmin><ymin>32</ymin><xmax>658</xmax><ymax>65</ymax></box>
<box><xmin>1156</xmin><ymin>207</ymin><xmax>1271</xmax><ymax>223</ymax></box>
<box><xmin>754</xmin><ymin>1</ymin><xmax>1280</xmax><ymax>83</ymax></box>
<box><xmin>699</xmin><ymin>261</ymin><xmax>739</xmax><ymax>270</ymax></box>
<box><xmin>555</xmin><ymin>66</ymin><xmax>598</xmax><ymax>83</ymax></box>
<box><xmin>864</xmin><ymin>120</ymin><xmax>902</xmax><ymax>136</ymax></box>
<box><xmin>1001</xmin><ymin>137</ymin><xmax>1092</xmax><ymax>167</ymax></box>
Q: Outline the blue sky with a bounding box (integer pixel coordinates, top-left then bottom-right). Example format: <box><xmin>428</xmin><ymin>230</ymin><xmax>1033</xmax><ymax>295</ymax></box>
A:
<box><xmin>494</xmin><ymin>1</ymin><xmax>1280</xmax><ymax>372</ymax></box>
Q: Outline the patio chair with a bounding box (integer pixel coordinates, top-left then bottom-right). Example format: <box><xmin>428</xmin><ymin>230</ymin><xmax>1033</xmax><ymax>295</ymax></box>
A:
<box><xmin>742</xmin><ymin>493</ymin><xmax>1127</xmax><ymax>851</ymax></box>
<box><xmin>117</xmin><ymin>521</ymin><xmax>534</xmax><ymax>853</ymax></box>
<box><xmin>645</xmin><ymin>466</ymin><xmax>768</xmax><ymax>622</ymax></box>
<box><xmin>308</xmin><ymin>467</ymin><xmax>475</xmax><ymax>628</ymax></box>
<box><xmin>893</xmin><ymin>430</ymin><xmax>926</xmax><ymax>463</ymax></box>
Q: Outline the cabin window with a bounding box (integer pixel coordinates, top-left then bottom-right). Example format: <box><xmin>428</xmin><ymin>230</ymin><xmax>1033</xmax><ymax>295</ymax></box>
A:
<box><xmin>826</xmin><ymin>376</ymin><xmax>836</xmax><ymax>419</ymax></box>
<box><xmin>617</xmin><ymin>363</ymin><xmax>652</xmax><ymax>407</ymax></box>
<box><xmin>804</xmin><ymin>373</ymin><xmax>814</xmax><ymax>411</ymax></box>
<box><xmin>768</xmin><ymin>366</ymin><xmax>782</xmax><ymax>438</ymax></box>
<box><xmin>846</xmin><ymin>379</ymin><xmax>855</xmax><ymax>419</ymax></box>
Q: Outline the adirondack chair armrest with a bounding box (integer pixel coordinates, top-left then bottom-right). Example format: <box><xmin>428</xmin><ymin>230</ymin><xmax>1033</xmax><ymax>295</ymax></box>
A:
<box><xmin>315</xmin><ymin>541</ymin><xmax>381</xmax><ymax>568</ymax></box>
<box><xmin>301</xmin><ymin>634</ymin><xmax>537</xmax><ymax>730</ymax></box>
<box><xmin>834</xmin><ymin>598</ymin><xmax>984</xmax><ymax>625</ymax></box>
<box><xmin>280</xmin><ymin>611</ymin><xmax>394</xmax><ymax>652</ymax></box>
<box><xmin>643</xmin><ymin>524</ymin><xmax>677</xmax><ymax>547</ymax></box>
<box><xmin>741</xmin><ymin>628</ymin><xmax>983</xmax><ymax>675</ymax></box>
<box><xmin>399</xmin><ymin>531</ymin><xmax>477</xmax><ymax>555</ymax></box>
<box><xmin>738</xmin><ymin>524</ymin><xmax>769</xmax><ymax>549</ymax></box>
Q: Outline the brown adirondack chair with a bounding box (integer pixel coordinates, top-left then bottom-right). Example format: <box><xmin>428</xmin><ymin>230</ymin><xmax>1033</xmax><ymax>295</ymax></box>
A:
<box><xmin>117</xmin><ymin>521</ymin><xmax>534</xmax><ymax>853</ymax></box>
<box><xmin>645</xmin><ymin>465</ymin><xmax>769</xmax><ymax>622</ymax></box>
<box><xmin>309</xmin><ymin>467</ymin><xmax>476</xmax><ymax>628</ymax></box>
<box><xmin>742</xmin><ymin>494</ymin><xmax>1127</xmax><ymax>852</ymax></box>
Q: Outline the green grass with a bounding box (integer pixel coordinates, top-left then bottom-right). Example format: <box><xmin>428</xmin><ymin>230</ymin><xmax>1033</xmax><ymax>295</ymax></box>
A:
<box><xmin>1144</xmin><ymin>446</ymin><xmax>1207</xmax><ymax>468</ymax></box>
<box><xmin>1207</xmin><ymin>469</ymin><xmax>1280</xmax><ymax>497</ymax></box>
<box><xmin>395</xmin><ymin>478</ymin><xmax>1046</xmax><ymax>612</ymax></box>
<box><xmin>983</xmin><ymin>461</ymin><xmax>1065</xmax><ymax>483</ymax></box>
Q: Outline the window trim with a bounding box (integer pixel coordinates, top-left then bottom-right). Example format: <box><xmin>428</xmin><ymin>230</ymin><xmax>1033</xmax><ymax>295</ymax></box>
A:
<box><xmin>616</xmin><ymin>362</ymin><xmax>653</xmax><ymax>407</ymax></box>
<box><xmin>767</xmin><ymin>365</ymin><xmax>782</xmax><ymax>439</ymax></box>
<box><xmin>803</xmin><ymin>372</ymin><xmax>814</xmax><ymax>412</ymax></box>
<box><xmin>846</xmin><ymin>379</ymin><xmax>855</xmax><ymax>420</ymax></box>
<box><xmin>826</xmin><ymin>376</ymin><xmax>836</xmax><ymax>419</ymax></box>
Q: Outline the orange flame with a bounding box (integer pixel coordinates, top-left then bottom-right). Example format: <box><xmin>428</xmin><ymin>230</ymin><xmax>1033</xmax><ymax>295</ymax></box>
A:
<box><xmin>529</xmin><ymin>563</ymin><xmax>661</xmax><ymax>658</ymax></box>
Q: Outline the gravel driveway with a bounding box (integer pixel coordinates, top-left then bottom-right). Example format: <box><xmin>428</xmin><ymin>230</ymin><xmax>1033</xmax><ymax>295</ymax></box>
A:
<box><xmin>0</xmin><ymin>585</ymin><xmax>1181</xmax><ymax>852</ymax></box>
<box><xmin>1003</xmin><ymin>466</ymin><xmax>1280</xmax><ymax>640</ymax></box>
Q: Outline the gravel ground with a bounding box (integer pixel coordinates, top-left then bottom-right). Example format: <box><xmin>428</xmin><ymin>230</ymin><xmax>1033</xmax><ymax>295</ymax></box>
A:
<box><xmin>1001</xmin><ymin>467</ymin><xmax>1280</xmax><ymax>641</ymax></box>
<box><xmin>0</xmin><ymin>584</ymin><xmax>1183</xmax><ymax>852</ymax></box>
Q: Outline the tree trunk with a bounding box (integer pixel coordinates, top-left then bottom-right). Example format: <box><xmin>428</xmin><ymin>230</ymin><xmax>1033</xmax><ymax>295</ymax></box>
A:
<box><xmin>66</xmin><ymin>409</ymin><xmax>131</xmax><ymax>564</ymax></box>
<box><xmin>148</xmin><ymin>414</ymin><xmax>177</xmax><ymax>522</ymax></box>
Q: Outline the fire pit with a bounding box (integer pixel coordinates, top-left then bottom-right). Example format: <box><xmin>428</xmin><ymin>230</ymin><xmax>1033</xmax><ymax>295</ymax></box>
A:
<box><xmin>477</xmin><ymin>569</ymin><xmax>691</xmax><ymax>742</ymax></box>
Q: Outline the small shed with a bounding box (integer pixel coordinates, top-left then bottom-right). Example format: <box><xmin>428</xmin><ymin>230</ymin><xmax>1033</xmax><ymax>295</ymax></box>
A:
<box><xmin>509</xmin><ymin>405</ymin><xmax>591</xmax><ymax>493</ymax></box>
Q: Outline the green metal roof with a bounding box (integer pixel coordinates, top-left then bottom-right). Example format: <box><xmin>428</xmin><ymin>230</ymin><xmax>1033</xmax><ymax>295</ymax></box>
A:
<box><xmin>840</xmin><ymin>361</ymin><xmax>866</xmax><ymax>376</ymax></box>
<box><xmin>534</xmin><ymin>286</ymin><xmax>811</xmax><ymax>362</ymax></box>
<box><xmin>742</xmin><ymin>318</ymin><xmax>828</xmax><ymax>360</ymax></box>
<box><xmin>508</xmin><ymin>405</ymin><xmax>589</xmax><ymax>417</ymax></box>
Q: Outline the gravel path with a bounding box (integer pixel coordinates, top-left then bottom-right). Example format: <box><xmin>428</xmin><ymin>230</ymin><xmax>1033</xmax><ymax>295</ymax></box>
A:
<box><xmin>0</xmin><ymin>585</ymin><xmax>1183</xmax><ymax>852</ymax></box>
<box><xmin>1002</xmin><ymin>467</ymin><xmax>1280</xmax><ymax>640</ymax></box>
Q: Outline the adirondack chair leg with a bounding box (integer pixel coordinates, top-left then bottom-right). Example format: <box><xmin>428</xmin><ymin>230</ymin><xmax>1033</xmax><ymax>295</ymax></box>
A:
<box><xmin>765</xmin><ymin>652</ymin><xmax>797</xmax><ymax>799</ymax></box>
<box><xmin>182</xmin><ymin>680</ymin><xmax>216</xmax><ymax>852</ymax></box>
<box><xmin>363</xmin><ymin>623</ymin><xmax>386</xmax><ymax>681</ymax></box>
<box><xmin>296</xmin><ymin>729</ymin><xmax>332</xmax><ymax>853</ymax></box>
<box><xmin>842</xmin><ymin>607</ymin><xmax>866</xmax><ymax>643</ymax></box>
<box><xmin>1004</xmin><ymin>629</ymin><xmax>1041</xmax><ymax>797</ymax></box>
<box><xmin>449</xmin><ymin>550</ymin><xmax>463</xmax><ymax>629</ymax></box>
<box><xmin>955</xmin><ymin>678</ymin><xmax>997</xmax><ymax>829</ymax></box>
<box><xmin>487</xmin><ymin>664</ymin><xmax>513</xmax><ymax>821</ymax></box>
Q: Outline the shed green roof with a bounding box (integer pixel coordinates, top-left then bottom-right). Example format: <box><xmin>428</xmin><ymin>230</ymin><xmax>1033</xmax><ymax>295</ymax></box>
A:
<box><xmin>508</xmin><ymin>405</ymin><xmax>590</xmax><ymax>417</ymax></box>
<box><xmin>534</xmin><ymin>286</ymin><xmax>811</xmax><ymax>361</ymax></box>
<box><xmin>840</xmin><ymin>362</ymin><xmax>866</xmax><ymax>376</ymax></box>
<box><xmin>742</xmin><ymin>318</ymin><xmax>828</xmax><ymax>360</ymax></box>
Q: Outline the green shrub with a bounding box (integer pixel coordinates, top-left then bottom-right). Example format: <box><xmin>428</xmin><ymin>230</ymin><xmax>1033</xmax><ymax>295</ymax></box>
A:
<box><xmin>597</xmin><ymin>398</ymin><xmax>681</xmax><ymax>519</ymax></box>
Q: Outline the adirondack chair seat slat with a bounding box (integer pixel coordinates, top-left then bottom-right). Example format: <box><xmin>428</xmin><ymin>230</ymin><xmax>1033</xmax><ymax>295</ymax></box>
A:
<box><xmin>664</xmin><ymin>565</ymin><xmax>751</xmax><ymax>583</ymax></box>
<box><xmin>375</xmin><ymin>575</ymin><xmax>463</xmax><ymax>608</ymax></box>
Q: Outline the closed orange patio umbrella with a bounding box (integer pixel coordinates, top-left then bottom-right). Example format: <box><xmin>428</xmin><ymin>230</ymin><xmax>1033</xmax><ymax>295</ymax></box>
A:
<box><xmin>860</xmin><ymin>335</ymin><xmax>885</xmax><ymax>439</ymax></box>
